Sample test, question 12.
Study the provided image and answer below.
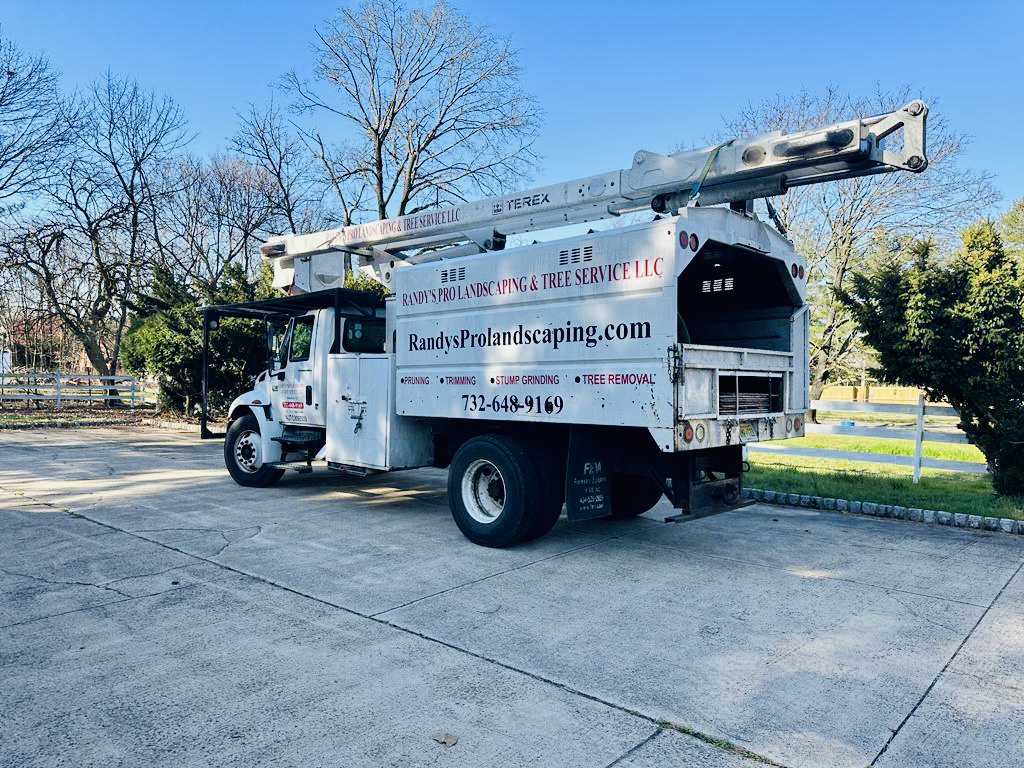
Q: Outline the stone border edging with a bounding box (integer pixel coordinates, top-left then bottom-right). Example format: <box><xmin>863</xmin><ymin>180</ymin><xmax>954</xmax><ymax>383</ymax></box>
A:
<box><xmin>741</xmin><ymin>487</ymin><xmax>1021</xmax><ymax>535</ymax></box>
<box><xmin>141</xmin><ymin>418</ymin><xmax>202</xmax><ymax>432</ymax></box>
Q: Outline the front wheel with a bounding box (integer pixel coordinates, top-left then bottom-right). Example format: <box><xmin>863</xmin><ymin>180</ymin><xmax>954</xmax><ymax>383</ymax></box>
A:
<box><xmin>448</xmin><ymin>435</ymin><xmax>541</xmax><ymax>548</ymax></box>
<box><xmin>224</xmin><ymin>414</ymin><xmax>285</xmax><ymax>488</ymax></box>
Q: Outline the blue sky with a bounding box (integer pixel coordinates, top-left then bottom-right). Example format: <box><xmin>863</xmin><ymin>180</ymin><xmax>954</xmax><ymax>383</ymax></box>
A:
<box><xmin>2</xmin><ymin>0</ymin><xmax>1021</xmax><ymax>212</ymax></box>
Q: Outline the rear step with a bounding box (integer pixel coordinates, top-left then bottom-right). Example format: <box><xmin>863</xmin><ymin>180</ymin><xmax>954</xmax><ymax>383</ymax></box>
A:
<box><xmin>664</xmin><ymin>498</ymin><xmax>755</xmax><ymax>523</ymax></box>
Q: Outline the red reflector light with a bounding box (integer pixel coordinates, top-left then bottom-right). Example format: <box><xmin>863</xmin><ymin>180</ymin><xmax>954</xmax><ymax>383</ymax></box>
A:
<box><xmin>679</xmin><ymin>230</ymin><xmax>688</xmax><ymax>248</ymax></box>
<box><xmin>689</xmin><ymin>233</ymin><xmax>699</xmax><ymax>251</ymax></box>
<box><xmin>798</xmin><ymin>265</ymin><xmax>805</xmax><ymax>279</ymax></box>
<box><xmin>794</xmin><ymin>417</ymin><xmax>803</xmax><ymax>431</ymax></box>
<box><xmin>791</xmin><ymin>263</ymin><xmax>799</xmax><ymax>278</ymax></box>
<box><xmin>683</xmin><ymin>423</ymin><xmax>694</xmax><ymax>443</ymax></box>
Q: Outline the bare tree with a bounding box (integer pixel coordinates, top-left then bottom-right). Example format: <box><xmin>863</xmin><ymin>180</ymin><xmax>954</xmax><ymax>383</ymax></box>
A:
<box><xmin>0</xmin><ymin>33</ymin><xmax>74</xmax><ymax>205</ymax></box>
<box><xmin>284</xmin><ymin>0</ymin><xmax>540</xmax><ymax>220</ymax></box>
<box><xmin>4</xmin><ymin>74</ymin><xmax>189</xmax><ymax>379</ymax></box>
<box><xmin>7</xmin><ymin>226</ymin><xmax>122</xmax><ymax>375</ymax></box>
<box><xmin>0</xmin><ymin>266</ymin><xmax>81</xmax><ymax>372</ymax></box>
<box><xmin>233</xmin><ymin>102</ymin><xmax>338</xmax><ymax>233</ymax></box>
<box><xmin>720</xmin><ymin>88</ymin><xmax>999</xmax><ymax>396</ymax></box>
<box><xmin>157</xmin><ymin>153</ymin><xmax>278</xmax><ymax>293</ymax></box>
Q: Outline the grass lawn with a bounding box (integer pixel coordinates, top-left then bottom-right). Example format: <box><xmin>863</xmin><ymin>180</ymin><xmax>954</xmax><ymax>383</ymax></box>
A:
<box><xmin>748</xmin><ymin>434</ymin><xmax>1022</xmax><ymax>519</ymax></box>
<box><xmin>783</xmin><ymin>433</ymin><xmax>985</xmax><ymax>462</ymax></box>
<box><xmin>816</xmin><ymin>409</ymin><xmax>962</xmax><ymax>427</ymax></box>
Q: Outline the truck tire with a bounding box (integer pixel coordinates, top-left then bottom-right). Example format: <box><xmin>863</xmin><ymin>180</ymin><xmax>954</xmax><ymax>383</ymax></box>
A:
<box><xmin>609</xmin><ymin>473</ymin><xmax>663</xmax><ymax>518</ymax></box>
<box><xmin>448</xmin><ymin>435</ymin><xmax>541</xmax><ymax>548</ymax></box>
<box><xmin>224</xmin><ymin>414</ymin><xmax>285</xmax><ymax>488</ymax></box>
<box><xmin>522</xmin><ymin>444</ymin><xmax>565</xmax><ymax>541</ymax></box>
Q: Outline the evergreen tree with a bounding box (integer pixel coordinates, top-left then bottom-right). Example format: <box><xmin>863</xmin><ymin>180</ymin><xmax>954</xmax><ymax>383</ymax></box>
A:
<box><xmin>842</xmin><ymin>221</ymin><xmax>1024</xmax><ymax>494</ymax></box>
<box><xmin>122</xmin><ymin>264</ymin><xmax>275</xmax><ymax>412</ymax></box>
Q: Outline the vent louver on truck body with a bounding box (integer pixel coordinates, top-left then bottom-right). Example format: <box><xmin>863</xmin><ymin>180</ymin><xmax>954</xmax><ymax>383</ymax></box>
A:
<box><xmin>558</xmin><ymin>244</ymin><xmax>594</xmax><ymax>266</ymax></box>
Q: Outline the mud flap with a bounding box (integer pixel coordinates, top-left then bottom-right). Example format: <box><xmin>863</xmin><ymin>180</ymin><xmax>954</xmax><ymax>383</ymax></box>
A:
<box><xmin>564</xmin><ymin>426</ymin><xmax>612</xmax><ymax>521</ymax></box>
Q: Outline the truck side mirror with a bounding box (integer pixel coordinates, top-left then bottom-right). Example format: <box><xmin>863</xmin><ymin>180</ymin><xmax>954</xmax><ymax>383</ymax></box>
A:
<box><xmin>267</xmin><ymin>323</ymin><xmax>282</xmax><ymax>371</ymax></box>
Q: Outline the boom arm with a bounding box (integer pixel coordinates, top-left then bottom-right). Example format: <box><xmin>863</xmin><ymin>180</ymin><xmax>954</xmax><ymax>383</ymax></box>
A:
<box><xmin>265</xmin><ymin>100</ymin><xmax>927</xmax><ymax>291</ymax></box>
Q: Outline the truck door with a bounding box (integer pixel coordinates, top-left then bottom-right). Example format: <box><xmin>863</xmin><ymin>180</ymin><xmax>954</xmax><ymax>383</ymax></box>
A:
<box><xmin>328</xmin><ymin>356</ymin><xmax>389</xmax><ymax>468</ymax></box>
<box><xmin>271</xmin><ymin>312</ymin><xmax>328</xmax><ymax>427</ymax></box>
<box><xmin>326</xmin><ymin>317</ymin><xmax>391</xmax><ymax>469</ymax></box>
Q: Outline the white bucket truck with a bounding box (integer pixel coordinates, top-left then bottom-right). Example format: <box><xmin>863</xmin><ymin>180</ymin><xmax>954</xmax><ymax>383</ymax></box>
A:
<box><xmin>204</xmin><ymin>101</ymin><xmax>928</xmax><ymax>546</ymax></box>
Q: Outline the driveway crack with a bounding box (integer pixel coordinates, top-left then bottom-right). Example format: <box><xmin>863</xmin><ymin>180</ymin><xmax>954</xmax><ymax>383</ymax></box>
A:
<box><xmin>870</xmin><ymin>558</ymin><xmax>1024</xmax><ymax>765</ymax></box>
<box><xmin>603</xmin><ymin>728</ymin><xmax>661</xmax><ymax>767</ymax></box>
<box><xmin>102</xmin><ymin>563</ymin><xmax>195</xmax><ymax>586</ymax></box>
<box><xmin>0</xmin><ymin>566</ymin><xmax>132</xmax><ymax>598</ymax></box>
<box><xmin>132</xmin><ymin>525</ymin><xmax>263</xmax><ymax>556</ymax></box>
<box><xmin>370</xmin><ymin>534</ymin><xmax>622</xmax><ymax>618</ymax></box>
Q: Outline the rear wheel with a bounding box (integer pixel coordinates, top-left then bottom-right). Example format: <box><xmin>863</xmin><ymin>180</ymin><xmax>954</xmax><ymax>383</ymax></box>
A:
<box><xmin>224</xmin><ymin>414</ymin><xmax>285</xmax><ymax>488</ymax></box>
<box><xmin>609</xmin><ymin>473</ymin><xmax>663</xmax><ymax>518</ymax></box>
<box><xmin>448</xmin><ymin>435</ymin><xmax>540</xmax><ymax>547</ymax></box>
<box><xmin>523</xmin><ymin>443</ymin><xmax>565</xmax><ymax>541</ymax></box>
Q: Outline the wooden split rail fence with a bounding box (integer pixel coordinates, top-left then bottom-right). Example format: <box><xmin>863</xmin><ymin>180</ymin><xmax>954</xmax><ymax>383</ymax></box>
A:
<box><xmin>0</xmin><ymin>372</ymin><xmax>158</xmax><ymax>408</ymax></box>
<box><xmin>747</xmin><ymin>397</ymin><xmax>988</xmax><ymax>482</ymax></box>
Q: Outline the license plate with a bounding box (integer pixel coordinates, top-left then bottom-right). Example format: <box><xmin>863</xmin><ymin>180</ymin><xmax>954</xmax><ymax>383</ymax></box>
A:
<box><xmin>739</xmin><ymin>421</ymin><xmax>756</xmax><ymax>441</ymax></box>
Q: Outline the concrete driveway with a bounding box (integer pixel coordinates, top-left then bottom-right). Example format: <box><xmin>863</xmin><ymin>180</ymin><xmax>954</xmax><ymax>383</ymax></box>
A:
<box><xmin>1</xmin><ymin>427</ymin><xmax>1022</xmax><ymax>768</ymax></box>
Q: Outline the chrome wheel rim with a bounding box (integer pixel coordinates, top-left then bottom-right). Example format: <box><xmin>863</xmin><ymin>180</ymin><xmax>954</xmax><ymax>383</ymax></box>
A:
<box><xmin>461</xmin><ymin>458</ymin><xmax>505</xmax><ymax>524</ymax></box>
<box><xmin>234</xmin><ymin>430</ymin><xmax>263</xmax><ymax>473</ymax></box>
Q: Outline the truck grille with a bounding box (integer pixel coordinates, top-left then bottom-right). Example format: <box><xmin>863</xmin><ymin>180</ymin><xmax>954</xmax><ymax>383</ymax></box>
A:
<box><xmin>719</xmin><ymin>375</ymin><xmax>783</xmax><ymax>415</ymax></box>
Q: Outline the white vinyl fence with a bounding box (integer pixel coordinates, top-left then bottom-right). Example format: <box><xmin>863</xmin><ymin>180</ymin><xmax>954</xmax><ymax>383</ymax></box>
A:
<box><xmin>747</xmin><ymin>396</ymin><xmax>988</xmax><ymax>482</ymax></box>
<box><xmin>0</xmin><ymin>371</ymin><xmax>158</xmax><ymax>408</ymax></box>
